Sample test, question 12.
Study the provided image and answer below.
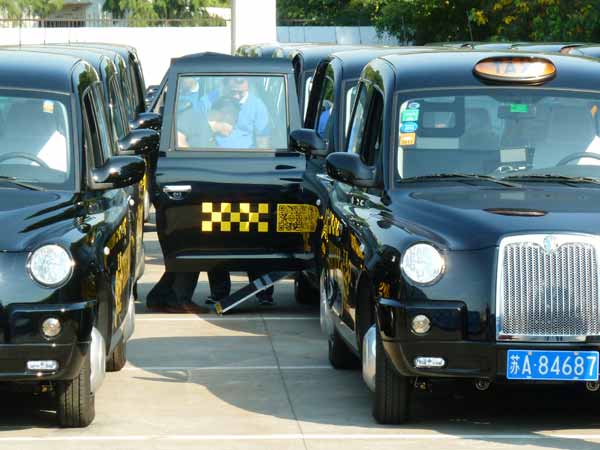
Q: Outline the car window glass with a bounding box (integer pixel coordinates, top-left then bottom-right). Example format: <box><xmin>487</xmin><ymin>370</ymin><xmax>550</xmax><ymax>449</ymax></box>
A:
<box><xmin>303</xmin><ymin>75</ymin><xmax>313</xmax><ymax>118</ymax></box>
<box><xmin>315</xmin><ymin>75</ymin><xmax>334</xmax><ymax>139</ymax></box>
<box><xmin>82</xmin><ymin>91</ymin><xmax>104</xmax><ymax>166</ymax></box>
<box><xmin>108</xmin><ymin>76</ymin><xmax>127</xmax><ymax>141</ymax></box>
<box><xmin>361</xmin><ymin>89</ymin><xmax>384</xmax><ymax>166</ymax></box>
<box><xmin>91</xmin><ymin>84</ymin><xmax>113</xmax><ymax>162</ymax></box>
<box><xmin>174</xmin><ymin>75</ymin><xmax>289</xmax><ymax>151</ymax></box>
<box><xmin>396</xmin><ymin>89</ymin><xmax>600</xmax><ymax>180</ymax></box>
<box><xmin>345</xmin><ymin>84</ymin><xmax>358</xmax><ymax>135</ymax></box>
<box><xmin>0</xmin><ymin>94</ymin><xmax>72</xmax><ymax>188</ymax></box>
<box><xmin>153</xmin><ymin>84</ymin><xmax>167</xmax><ymax>116</ymax></box>
<box><xmin>117</xmin><ymin>58</ymin><xmax>135</xmax><ymax>121</ymax></box>
<box><xmin>347</xmin><ymin>84</ymin><xmax>369</xmax><ymax>154</ymax></box>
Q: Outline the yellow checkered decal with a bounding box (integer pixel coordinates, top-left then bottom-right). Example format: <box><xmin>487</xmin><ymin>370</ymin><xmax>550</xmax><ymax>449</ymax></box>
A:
<box><xmin>201</xmin><ymin>202</ymin><xmax>270</xmax><ymax>233</ymax></box>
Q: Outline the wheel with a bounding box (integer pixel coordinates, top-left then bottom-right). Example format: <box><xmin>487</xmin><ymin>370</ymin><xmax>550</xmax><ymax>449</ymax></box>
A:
<box><xmin>328</xmin><ymin>328</ymin><xmax>360</xmax><ymax>370</ymax></box>
<box><xmin>372</xmin><ymin>324</ymin><xmax>411</xmax><ymax>424</ymax></box>
<box><xmin>106</xmin><ymin>338</ymin><xmax>127</xmax><ymax>372</ymax></box>
<box><xmin>294</xmin><ymin>272</ymin><xmax>319</xmax><ymax>305</ymax></box>
<box><xmin>56</xmin><ymin>351</ymin><xmax>95</xmax><ymax>428</ymax></box>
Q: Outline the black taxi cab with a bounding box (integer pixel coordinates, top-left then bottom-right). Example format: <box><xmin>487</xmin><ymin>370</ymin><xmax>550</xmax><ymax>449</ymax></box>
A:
<box><xmin>3</xmin><ymin>45</ymin><xmax>159</xmax><ymax>289</ymax></box>
<box><xmin>0</xmin><ymin>51</ymin><xmax>146</xmax><ymax>427</ymax></box>
<box><xmin>151</xmin><ymin>53</ymin><xmax>323</xmax><ymax>303</ymax></box>
<box><xmin>316</xmin><ymin>49</ymin><xmax>600</xmax><ymax>423</ymax></box>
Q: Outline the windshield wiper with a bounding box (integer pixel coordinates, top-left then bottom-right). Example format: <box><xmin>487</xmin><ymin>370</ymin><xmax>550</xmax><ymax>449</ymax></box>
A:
<box><xmin>502</xmin><ymin>174</ymin><xmax>600</xmax><ymax>186</ymax></box>
<box><xmin>0</xmin><ymin>176</ymin><xmax>45</xmax><ymax>191</ymax></box>
<box><xmin>400</xmin><ymin>173</ymin><xmax>519</xmax><ymax>188</ymax></box>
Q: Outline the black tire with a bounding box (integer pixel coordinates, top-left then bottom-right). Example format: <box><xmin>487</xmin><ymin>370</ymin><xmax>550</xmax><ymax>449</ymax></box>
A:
<box><xmin>106</xmin><ymin>338</ymin><xmax>127</xmax><ymax>372</ymax></box>
<box><xmin>328</xmin><ymin>328</ymin><xmax>360</xmax><ymax>369</ymax></box>
<box><xmin>56</xmin><ymin>351</ymin><xmax>95</xmax><ymax>428</ymax></box>
<box><xmin>294</xmin><ymin>272</ymin><xmax>319</xmax><ymax>305</ymax></box>
<box><xmin>373</xmin><ymin>325</ymin><xmax>411</xmax><ymax>424</ymax></box>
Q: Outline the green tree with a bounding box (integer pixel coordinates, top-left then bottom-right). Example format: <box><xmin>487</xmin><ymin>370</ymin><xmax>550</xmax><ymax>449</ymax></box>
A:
<box><xmin>471</xmin><ymin>0</ymin><xmax>600</xmax><ymax>42</ymax></box>
<box><xmin>277</xmin><ymin>0</ymin><xmax>375</xmax><ymax>26</ymax></box>
<box><xmin>103</xmin><ymin>0</ymin><xmax>226</xmax><ymax>26</ymax></box>
<box><xmin>0</xmin><ymin>0</ymin><xmax>64</xmax><ymax>19</ymax></box>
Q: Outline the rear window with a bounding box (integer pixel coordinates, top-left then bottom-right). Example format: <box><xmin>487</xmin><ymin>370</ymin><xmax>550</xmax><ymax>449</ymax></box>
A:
<box><xmin>174</xmin><ymin>75</ymin><xmax>288</xmax><ymax>151</ymax></box>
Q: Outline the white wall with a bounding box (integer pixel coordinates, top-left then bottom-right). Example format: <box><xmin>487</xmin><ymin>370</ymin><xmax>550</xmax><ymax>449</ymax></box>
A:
<box><xmin>231</xmin><ymin>0</ymin><xmax>276</xmax><ymax>53</ymax></box>
<box><xmin>277</xmin><ymin>26</ymin><xmax>399</xmax><ymax>46</ymax></box>
<box><xmin>0</xmin><ymin>26</ymin><xmax>231</xmax><ymax>85</ymax></box>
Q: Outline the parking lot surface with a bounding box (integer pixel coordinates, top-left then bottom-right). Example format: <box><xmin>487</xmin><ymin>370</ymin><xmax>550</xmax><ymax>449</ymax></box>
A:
<box><xmin>1</xmin><ymin>225</ymin><xmax>600</xmax><ymax>450</ymax></box>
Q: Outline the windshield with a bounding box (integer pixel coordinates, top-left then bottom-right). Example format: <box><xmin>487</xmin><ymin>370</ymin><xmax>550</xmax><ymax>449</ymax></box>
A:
<box><xmin>174</xmin><ymin>75</ymin><xmax>288</xmax><ymax>151</ymax></box>
<box><xmin>396</xmin><ymin>89</ymin><xmax>600</xmax><ymax>182</ymax></box>
<box><xmin>0</xmin><ymin>93</ymin><xmax>73</xmax><ymax>189</ymax></box>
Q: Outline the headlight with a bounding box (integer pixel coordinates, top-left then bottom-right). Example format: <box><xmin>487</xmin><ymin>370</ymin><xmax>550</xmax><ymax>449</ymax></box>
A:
<box><xmin>28</xmin><ymin>245</ymin><xmax>74</xmax><ymax>287</ymax></box>
<box><xmin>400</xmin><ymin>243</ymin><xmax>445</xmax><ymax>285</ymax></box>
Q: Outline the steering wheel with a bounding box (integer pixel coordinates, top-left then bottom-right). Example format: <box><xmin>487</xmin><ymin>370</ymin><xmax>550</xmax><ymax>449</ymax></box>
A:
<box><xmin>556</xmin><ymin>152</ymin><xmax>600</xmax><ymax>166</ymax></box>
<box><xmin>0</xmin><ymin>152</ymin><xmax>49</xmax><ymax>169</ymax></box>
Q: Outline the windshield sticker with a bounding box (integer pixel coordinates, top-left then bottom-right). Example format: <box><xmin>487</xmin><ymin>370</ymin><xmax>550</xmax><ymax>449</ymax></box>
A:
<box><xmin>42</xmin><ymin>100</ymin><xmax>54</xmax><ymax>114</ymax></box>
<box><xmin>510</xmin><ymin>103</ymin><xmax>529</xmax><ymax>113</ymax></box>
<box><xmin>399</xmin><ymin>132</ymin><xmax>416</xmax><ymax>146</ymax></box>
<box><xmin>408</xmin><ymin>102</ymin><xmax>420</xmax><ymax>109</ymax></box>
<box><xmin>400</xmin><ymin>122</ymin><xmax>419</xmax><ymax>133</ymax></box>
<box><xmin>401</xmin><ymin>109</ymin><xmax>420</xmax><ymax>122</ymax></box>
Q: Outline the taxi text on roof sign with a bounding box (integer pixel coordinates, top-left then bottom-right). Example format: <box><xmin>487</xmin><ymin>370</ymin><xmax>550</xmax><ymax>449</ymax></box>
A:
<box><xmin>474</xmin><ymin>57</ymin><xmax>556</xmax><ymax>83</ymax></box>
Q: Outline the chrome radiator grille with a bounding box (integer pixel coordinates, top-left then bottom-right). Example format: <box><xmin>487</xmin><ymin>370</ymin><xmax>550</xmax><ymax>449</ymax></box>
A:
<box><xmin>496</xmin><ymin>235</ymin><xmax>600</xmax><ymax>340</ymax></box>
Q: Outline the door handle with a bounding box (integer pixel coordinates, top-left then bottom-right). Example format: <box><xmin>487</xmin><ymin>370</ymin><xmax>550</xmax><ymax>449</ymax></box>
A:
<box><xmin>163</xmin><ymin>185</ymin><xmax>191</xmax><ymax>200</ymax></box>
<box><xmin>316</xmin><ymin>173</ymin><xmax>334</xmax><ymax>184</ymax></box>
<box><xmin>163</xmin><ymin>185</ymin><xmax>192</xmax><ymax>193</ymax></box>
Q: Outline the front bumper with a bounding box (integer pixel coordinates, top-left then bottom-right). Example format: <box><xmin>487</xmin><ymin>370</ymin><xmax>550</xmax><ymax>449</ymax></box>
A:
<box><xmin>376</xmin><ymin>297</ymin><xmax>600</xmax><ymax>381</ymax></box>
<box><xmin>0</xmin><ymin>301</ymin><xmax>94</xmax><ymax>381</ymax></box>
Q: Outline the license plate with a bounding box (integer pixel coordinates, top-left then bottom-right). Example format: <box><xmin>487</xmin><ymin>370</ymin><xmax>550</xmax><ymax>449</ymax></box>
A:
<box><xmin>507</xmin><ymin>350</ymin><xmax>599</xmax><ymax>381</ymax></box>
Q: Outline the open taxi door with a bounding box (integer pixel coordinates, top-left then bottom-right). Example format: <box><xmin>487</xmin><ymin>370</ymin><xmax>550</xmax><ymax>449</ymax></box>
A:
<box><xmin>152</xmin><ymin>54</ymin><xmax>320</xmax><ymax>275</ymax></box>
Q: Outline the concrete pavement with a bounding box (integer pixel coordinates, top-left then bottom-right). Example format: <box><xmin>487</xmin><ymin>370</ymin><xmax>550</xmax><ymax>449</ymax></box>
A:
<box><xmin>1</xmin><ymin>227</ymin><xmax>600</xmax><ymax>449</ymax></box>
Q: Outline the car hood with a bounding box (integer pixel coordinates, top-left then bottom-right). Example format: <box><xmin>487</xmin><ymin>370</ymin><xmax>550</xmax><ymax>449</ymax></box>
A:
<box><xmin>0</xmin><ymin>188</ymin><xmax>81</xmax><ymax>251</ymax></box>
<box><xmin>388</xmin><ymin>184</ymin><xmax>600</xmax><ymax>250</ymax></box>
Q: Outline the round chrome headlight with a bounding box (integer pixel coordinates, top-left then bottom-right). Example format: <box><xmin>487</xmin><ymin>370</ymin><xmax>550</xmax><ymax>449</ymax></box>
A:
<box><xmin>28</xmin><ymin>245</ymin><xmax>74</xmax><ymax>288</ymax></box>
<box><xmin>400</xmin><ymin>243</ymin><xmax>445</xmax><ymax>285</ymax></box>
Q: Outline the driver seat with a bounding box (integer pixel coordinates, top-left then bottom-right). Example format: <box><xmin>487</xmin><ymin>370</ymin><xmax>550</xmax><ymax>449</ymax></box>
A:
<box><xmin>536</xmin><ymin>105</ymin><xmax>597</xmax><ymax>168</ymax></box>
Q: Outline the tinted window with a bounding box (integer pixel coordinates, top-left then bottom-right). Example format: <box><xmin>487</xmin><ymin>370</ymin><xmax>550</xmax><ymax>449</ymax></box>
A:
<box><xmin>0</xmin><ymin>93</ymin><xmax>72</xmax><ymax>189</ymax></box>
<box><xmin>347</xmin><ymin>84</ymin><xmax>369</xmax><ymax>154</ymax></box>
<box><xmin>174</xmin><ymin>75</ymin><xmax>289</xmax><ymax>151</ymax></box>
<box><xmin>91</xmin><ymin>85</ymin><xmax>113</xmax><ymax>162</ymax></box>
<box><xmin>108</xmin><ymin>77</ymin><xmax>127</xmax><ymax>141</ymax></box>
<box><xmin>315</xmin><ymin>75</ymin><xmax>334</xmax><ymax>139</ymax></box>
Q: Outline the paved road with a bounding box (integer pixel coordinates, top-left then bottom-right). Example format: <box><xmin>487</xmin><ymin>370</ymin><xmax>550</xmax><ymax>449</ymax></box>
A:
<box><xmin>1</xmin><ymin>224</ymin><xmax>600</xmax><ymax>449</ymax></box>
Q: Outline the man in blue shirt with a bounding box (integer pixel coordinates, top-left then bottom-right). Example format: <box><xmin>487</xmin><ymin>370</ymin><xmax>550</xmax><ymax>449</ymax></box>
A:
<box><xmin>178</xmin><ymin>77</ymin><xmax>271</xmax><ymax>150</ymax></box>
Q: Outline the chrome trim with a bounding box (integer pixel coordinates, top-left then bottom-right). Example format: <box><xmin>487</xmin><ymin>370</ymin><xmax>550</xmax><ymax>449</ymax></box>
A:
<box><xmin>163</xmin><ymin>185</ymin><xmax>191</xmax><ymax>193</ymax></box>
<box><xmin>90</xmin><ymin>327</ymin><xmax>106</xmax><ymax>394</ymax></box>
<box><xmin>123</xmin><ymin>293</ymin><xmax>136</xmax><ymax>343</ymax></box>
<box><xmin>320</xmin><ymin>268</ymin><xmax>334</xmax><ymax>336</ymax></box>
<box><xmin>362</xmin><ymin>325</ymin><xmax>376</xmax><ymax>392</ymax></box>
<box><xmin>496</xmin><ymin>233</ymin><xmax>600</xmax><ymax>342</ymax></box>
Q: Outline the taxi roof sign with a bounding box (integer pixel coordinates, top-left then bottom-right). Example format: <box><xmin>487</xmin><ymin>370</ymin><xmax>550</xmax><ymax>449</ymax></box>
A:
<box><xmin>474</xmin><ymin>57</ymin><xmax>556</xmax><ymax>83</ymax></box>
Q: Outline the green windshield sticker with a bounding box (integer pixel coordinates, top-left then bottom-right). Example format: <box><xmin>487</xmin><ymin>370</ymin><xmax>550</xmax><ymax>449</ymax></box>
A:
<box><xmin>510</xmin><ymin>103</ymin><xmax>529</xmax><ymax>113</ymax></box>
<box><xmin>402</xmin><ymin>109</ymin><xmax>420</xmax><ymax>122</ymax></box>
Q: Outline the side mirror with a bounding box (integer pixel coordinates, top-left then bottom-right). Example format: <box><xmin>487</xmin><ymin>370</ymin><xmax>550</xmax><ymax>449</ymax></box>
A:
<box><xmin>290</xmin><ymin>128</ymin><xmax>327</xmax><ymax>157</ymax></box>
<box><xmin>118</xmin><ymin>129</ymin><xmax>159</xmax><ymax>156</ymax></box>
<box><xmin>129</xmin><ymin>112</ymin><xmax>162</xmax><ymax>131</ymax></box>
<box><xmin>326</xmin><ymin>152</ymin><xmax>376</xmax><ymax>187</ymax></box>
<box><xmin>90</xmin><ymin>156</ymin><xmax>146</xmax><ymax>190</ymax></box>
